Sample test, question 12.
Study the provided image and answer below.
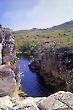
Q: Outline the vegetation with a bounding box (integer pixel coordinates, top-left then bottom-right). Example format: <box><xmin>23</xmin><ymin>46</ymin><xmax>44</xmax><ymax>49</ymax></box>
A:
<box><xmin>14</xmin><ymin>21</ymin><xmax>73</xmax><ymax>57</ymax></box>
<box><xmin>4</xmin><ymin>28</ymin><xmax>13</xmax><ymax>32</ymax></box>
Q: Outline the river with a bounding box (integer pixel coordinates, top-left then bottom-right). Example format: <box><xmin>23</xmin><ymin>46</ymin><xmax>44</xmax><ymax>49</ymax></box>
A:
<box><xmin>19</xmin><ymin>58</ymin><xmax>54</xmax><ymax>97</ymax></box>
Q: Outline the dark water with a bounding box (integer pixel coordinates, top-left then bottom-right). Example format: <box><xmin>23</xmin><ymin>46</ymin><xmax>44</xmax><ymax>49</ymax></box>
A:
<box><xmin>19</xmin><ymin>58</ymin><xmax>54</xmax><ymax>97</ymax></box>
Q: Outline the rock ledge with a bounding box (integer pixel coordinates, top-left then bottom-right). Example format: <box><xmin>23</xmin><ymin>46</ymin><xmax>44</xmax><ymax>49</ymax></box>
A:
<box><xmin>0</xmin><ymin>91</ymin><xmax>73</xmax><ymax>110</ymax></box>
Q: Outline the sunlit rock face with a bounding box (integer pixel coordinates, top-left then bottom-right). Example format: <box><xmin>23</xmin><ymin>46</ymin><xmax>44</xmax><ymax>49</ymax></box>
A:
<box><xmin>0</xmin><ymin>25</ymin><xmax>20</xmax><ymax>97</ymax></box>
<box><xmin>0</xmin><ymin>91</ymin><xmax>73</xmax><ymax>110</ymax></box>
<box><xmin>29</xmin><ymin>44</ymin><xmax>73</xmax><ymax>92</ymax></box>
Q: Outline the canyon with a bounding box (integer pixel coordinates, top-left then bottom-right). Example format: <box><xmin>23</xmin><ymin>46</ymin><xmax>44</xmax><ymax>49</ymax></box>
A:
<box><xmin>0</xmin><ymin>25</ymin><xmax>73</xmax><ymax>109</ymax></box>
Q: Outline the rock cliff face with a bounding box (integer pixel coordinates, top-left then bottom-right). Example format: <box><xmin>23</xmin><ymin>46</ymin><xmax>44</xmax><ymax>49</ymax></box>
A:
<box><xmin>0</xmin><ymin>25</ymin><xmax>20</xmax><ymax>97</ymax></box>
<box><xmin>0</xmin><ymin>91</ymin><xmax>73</xmax><ymax>110</ymax></box>
<box><xmin>29</xmin><ymin>44</ymin><xmax>73</xmax><ymax>92</ymax></box>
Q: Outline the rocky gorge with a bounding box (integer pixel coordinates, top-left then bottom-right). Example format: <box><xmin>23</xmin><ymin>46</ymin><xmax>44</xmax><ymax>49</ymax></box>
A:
<box><xmin>0</xmin><ymin>25</ymin><xmax>73</xmax><ymax>110</ymax></box>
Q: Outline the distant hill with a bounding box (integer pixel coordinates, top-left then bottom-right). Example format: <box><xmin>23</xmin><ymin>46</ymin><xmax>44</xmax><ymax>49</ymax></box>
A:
<box><xmin>50</xmin><ymin>20</ymin><xmax>73</xmax><ymax>30</ymax></box>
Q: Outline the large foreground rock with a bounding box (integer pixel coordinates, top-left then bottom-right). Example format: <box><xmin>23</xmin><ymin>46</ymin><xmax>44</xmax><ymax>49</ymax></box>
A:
<box><xmin>0</xmin><ymin>91</ymin><xmax>73</xmax><ymax>110</ymax></box>
<box><xmin>38</xmin><ymin>91</ymin><xmax>73</xmax><ymax>110</ymax></box>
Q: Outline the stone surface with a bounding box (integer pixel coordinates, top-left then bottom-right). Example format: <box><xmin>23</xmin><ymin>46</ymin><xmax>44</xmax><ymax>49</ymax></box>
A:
<box><xmin>0</xmin><ymin>91</ymin><xmax>73</xmax><ymax>110</ymax></box>
<box><xmin>29</xmin><ymin>45</ymin><xmax>73</xmax><ymax>92</ymax></box>
<box><xmin>0</xmin><ymin>65</ymin><xmax>16</xmax><ymax>96</ymax></box>
<box><xmin>38</xmin><ymin>91</ymin><xmax>73</xmax><ymax>110</ymax></box>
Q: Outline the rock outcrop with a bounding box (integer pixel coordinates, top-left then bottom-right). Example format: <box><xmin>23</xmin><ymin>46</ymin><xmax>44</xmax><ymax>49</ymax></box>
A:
<box><xmin>0</xmin><ymin>25</ymin><xmax>20</xmax><ymax>97</ymax></box>
<box><xmin>0</xmin><ymin>91</ymin><xmax>73</xmax><ymax>110</ymax></box>
<box><xmin>29</xmin><ymin>43</ymin><xmax>73</xmax><ymax>92</ymax></box>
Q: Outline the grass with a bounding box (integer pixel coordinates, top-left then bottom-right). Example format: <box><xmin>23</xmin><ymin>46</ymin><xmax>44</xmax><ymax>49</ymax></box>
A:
<box><xmin>14</xmin><ymin>27</ymin><xmax>73</xmax><ymax>57</ymax></box>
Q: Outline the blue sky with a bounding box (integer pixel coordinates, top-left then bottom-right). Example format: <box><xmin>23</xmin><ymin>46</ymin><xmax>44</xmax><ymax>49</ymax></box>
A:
<box><xmin>0</xmin><ymin>0</ymin><xmax>73</xmax><ymax>30</ymax></box>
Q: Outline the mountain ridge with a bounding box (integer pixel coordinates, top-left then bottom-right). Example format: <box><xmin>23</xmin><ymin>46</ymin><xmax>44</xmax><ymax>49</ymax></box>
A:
<box><xmin>14</xmin><ymin>20</ymin><xmax>73</xmax><ymax>32</ymax></box>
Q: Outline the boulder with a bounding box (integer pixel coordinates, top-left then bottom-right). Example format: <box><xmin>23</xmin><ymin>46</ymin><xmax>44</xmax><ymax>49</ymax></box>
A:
<box><xmin>38</xmin><ymin>91</ymin><xmax>73</xmax><ymax>110</ymax></box>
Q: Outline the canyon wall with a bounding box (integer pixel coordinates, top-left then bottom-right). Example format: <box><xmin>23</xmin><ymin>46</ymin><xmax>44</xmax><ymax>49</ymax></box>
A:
<box><xmin>0</xmin><ymin>25</ymin><xmax>20</xmax><ymax>97</ymax></box>
<box><xmin>29</xmin><ymin>43</ymin><xmax>73</xmax><ymax>92</ymax></box>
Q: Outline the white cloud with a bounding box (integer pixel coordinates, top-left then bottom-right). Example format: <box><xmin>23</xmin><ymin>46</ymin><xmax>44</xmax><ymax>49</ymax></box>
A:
<box><xmin>28</xmin><ymin>0</ymin><xmax>73</xmax><ymax>28</ymax></box>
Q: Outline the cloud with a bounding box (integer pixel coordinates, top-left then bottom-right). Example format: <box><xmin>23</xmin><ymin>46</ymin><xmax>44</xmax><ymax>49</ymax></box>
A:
<box><xmin>28</xmin><ymin>0</ymin><xmax>73</xmax><ymax>28</ymax></box>
<box><xmin>28</xmin><ymin>0</ymin><xmax>51</xmax><ymax>27</ymax></box>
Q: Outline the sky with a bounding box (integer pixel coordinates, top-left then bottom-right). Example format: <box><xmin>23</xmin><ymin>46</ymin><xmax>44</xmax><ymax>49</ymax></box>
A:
<box><xmin>0</xmin><ymin>0</ymin><xmax>73</xmax><ymax>30</ymax></box>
